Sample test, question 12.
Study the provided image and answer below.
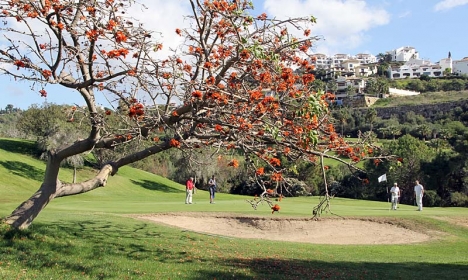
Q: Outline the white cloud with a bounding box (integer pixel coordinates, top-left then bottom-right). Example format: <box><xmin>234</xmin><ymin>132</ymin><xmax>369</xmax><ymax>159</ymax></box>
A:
<box><xmin>434</xmin><ymin>0</ymin><xmax>468</xmax><ymax>11</ymax></box>
<box><xmin>6</xmin><ymin>83</ymin><xmax>26</xmax><ymax>97</ymax></box>
<box><xmin>127</xmin><ymin>0</ymin><xmax>192</xmax><ymax>58</ymax></box>
<box><xmin>263</xmin><ymin>0</ymin><xmax>390</xmax><ymax>55</ymax></box>
<box><xmin>398</xmin><ymin>11</ymin><xmax>411</xmax><ymax>18</ymax></box>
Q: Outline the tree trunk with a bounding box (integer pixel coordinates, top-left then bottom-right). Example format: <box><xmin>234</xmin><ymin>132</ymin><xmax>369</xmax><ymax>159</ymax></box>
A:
<box><xmin>2</xmin><ymin>154</ymin><xmax>63</xmax><ymax>229</ymax></box>
<box><xmin>73</xmin><ymin>167</ymin><xmax>77</xmax><ymax>184</ymax></box>
<box><xmin>3</xmin><ymin>163</ymin><xmax>113</xmax><ymax>230</ymax></box>
<box><xmin>3</xmin><ymin>182</ymin><xmax>59</xmax><ymax>230</ymax></box>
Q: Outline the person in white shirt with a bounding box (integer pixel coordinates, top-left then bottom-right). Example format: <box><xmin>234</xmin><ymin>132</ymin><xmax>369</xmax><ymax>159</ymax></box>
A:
<box><xmin>390</xmin><ymin>182</ymin><xmax>400</xmax><ymax>210</ymax></box>
<box><xmin>414</xmin><ymin>180</ymin><xmax>425</xmax><ymax>211</ymax></box>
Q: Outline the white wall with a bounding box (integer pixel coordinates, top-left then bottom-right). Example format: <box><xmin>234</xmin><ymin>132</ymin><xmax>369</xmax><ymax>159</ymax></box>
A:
<box><xmin>453</xmin><ymin>59</ymin><xmax>468</xmax><ymax>75</ymax></box>
<box><xmin>388</xmin><ymin>88</ymin><xmax>420</xmax><ymax>96</ymax></box>
<box><xmin>438</xmin><ymin>58</ymin><xmax>452</xmax><ymax>73</ymax></box>
<box><xmin>389</xmin><ymin>46</ymin><xmax>419</xmax><ymax>62</ymax></box>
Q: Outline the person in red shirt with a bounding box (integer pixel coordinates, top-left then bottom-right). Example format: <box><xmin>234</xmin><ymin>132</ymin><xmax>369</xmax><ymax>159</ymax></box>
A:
<box><xmin>185</xmin><ymin>177</ymin><xmax>194</xmax><ymax>204</ymax></box>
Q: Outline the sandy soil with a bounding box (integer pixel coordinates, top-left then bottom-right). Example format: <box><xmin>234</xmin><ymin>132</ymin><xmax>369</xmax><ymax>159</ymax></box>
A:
<box><xmin>132</xmin><ymin>212</ymin><xmax>432</xmax><ymax>245</ymax></box>
<box><xmin>432</xmin><ymin>216</ymin><xmax>468</xmax><ymax>228</ymax></box>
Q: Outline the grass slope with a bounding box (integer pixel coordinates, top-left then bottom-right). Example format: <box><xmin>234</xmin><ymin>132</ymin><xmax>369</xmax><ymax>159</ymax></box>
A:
<box><xmin>373</xmin><ymin>90</ymin><xmax>468</xmax><ymax>107</ymax></box>
<box><xmin>1</xmin><ymin>138</ymin><xmax>468</xmax><ymax>280</ymax></box>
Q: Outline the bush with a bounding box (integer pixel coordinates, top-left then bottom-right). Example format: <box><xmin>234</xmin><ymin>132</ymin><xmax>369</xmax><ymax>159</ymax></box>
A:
<box><xmin>286</xmin><ymin>178</ymin><xmax>308</xmax><ymax>196</ymax></box>
<box><xmin>450</xmin><ymin>192</ymin><xmax>468</xmax><ymax>207</ymax></box>
<box><xmin>422</xmin><ymin>190</ymin><xmax>442</xmax><ymax>207</ymax></box>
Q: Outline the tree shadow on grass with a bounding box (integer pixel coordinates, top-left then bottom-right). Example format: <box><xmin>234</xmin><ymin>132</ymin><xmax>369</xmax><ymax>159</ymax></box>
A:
<box><xmin>0</xmin><ymin>138</ymin><xmax>37</xmax><ymax>155</ymax></box>
<box><xmin>190</xmin><ymin>258</ymin><xmax>468</xmax><ymax>280</ymax></box>
<box><xmin>2</xmin><ymin>220</ymin><xmax>467</xmax><ymax>280</ymax></box>
<box><xmin>0</xmin><ymin>160</ymin><xmax>43</xmax><ymax>182</ymax></box>
<box><xmin>130</xmin><ymin>179</ymin><xmax>182</xmax><ymax>193</ymax></box>
<box><xmin>1</xmin><ymin>220</ymin><xmax>183</xmax><ymax>279</ymax></box>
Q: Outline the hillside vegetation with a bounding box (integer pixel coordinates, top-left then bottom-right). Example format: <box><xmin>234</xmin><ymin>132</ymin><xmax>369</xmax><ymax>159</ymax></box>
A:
<box><xmin>373</xmin><ymin>90</ymin><xmax>468</xmax><ymax>108</ymax></box>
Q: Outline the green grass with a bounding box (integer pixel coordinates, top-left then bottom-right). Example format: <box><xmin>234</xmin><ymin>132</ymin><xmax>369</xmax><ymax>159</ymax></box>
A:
<box><xmin>373</xmin><ymin>90</ymin><xmax>468</xmax><ymax>108</ymax></box>
<box><xmin>322</xmin><ymin>138</ymin><xmax>367</xmax><ymax>168</ymax></box>
<box><xmin>1</xmin><ymin>138</ymin><xmax>468</xmax><ymax>279</ymax></box>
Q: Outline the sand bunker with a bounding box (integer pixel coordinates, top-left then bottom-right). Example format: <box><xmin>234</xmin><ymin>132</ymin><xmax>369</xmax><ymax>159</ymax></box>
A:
<box><xmin>133</xmin><ymin>213</ymin><xmax>432</xmax><ymax>245</ymax></box>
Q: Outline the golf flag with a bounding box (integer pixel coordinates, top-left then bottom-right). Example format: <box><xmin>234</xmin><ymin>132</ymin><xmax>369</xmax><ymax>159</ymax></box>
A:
<box><xmin>378</xmin><ymin>174</ymin><xmax>387</xmax><ymax>183</ymax></box>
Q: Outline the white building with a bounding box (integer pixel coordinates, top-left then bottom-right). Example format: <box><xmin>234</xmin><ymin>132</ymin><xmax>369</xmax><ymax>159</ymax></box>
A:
<box><xmin>388</xmin><ymin>58</ymin><xmax>443</xmax><ymax>79</ymax></box>
<box><xmin>453</xmin><ymin>57</ymin><xmax>468</xmax><ymax>76</ymax></box>
<box><xmin>341</xmin><ymin>59</ymin><xmax>360</xmax><ymax>74</ymax></box>
<box><xmin>313</xmin><ymin>53</ymin><xmax>330</xmax><ymax>69</ymax></box>
<box><xmin>355</xmin><ymin>53</ymin><xmax>378</xmax><ymax>64</ymax></box>
<box><xmin>388</xmin><ymin>64</ymin><xmax>443</xmax><ymax>79</ymax></box>
<box><xmin>331</xmin><ymin>54</ymin><xmax>351</xmax><ymax>66</ymax></box>
<box><xmin>311</xmin><ymin>53</ymin><xmax>376</xmax><ymax>71</ymax></box>
<box><xmin>310</xmin><ymin>53</ymin><xmax>377</xmax><ymax>97</ymax></box>
<box><xmin>335</xmin><ymin>77</ymin><xmax>366</xmax><ymax>98</ymax></box>
<box><xmin>354</xmin><ymin>64</ymin><xmax>378</xmax><ymax>77</ymax></box>
<box><xmin>438</xmin><ymin>57</ymin><xmax>452</xmax><ymax>73</ymax></box>
<box><xmin>311</xmin><ymin>48</ymin><xmax>467</xmax><ymax>81</ymax></box>
<box><xmin>387</xmin><ymin>46</ymin><xmax>419</xmax><ymax>62</ymax></box>
<box><xmin>405</xmin><ymin>58</ymin><xmax>432</xmax><ymax>67</ymax></box>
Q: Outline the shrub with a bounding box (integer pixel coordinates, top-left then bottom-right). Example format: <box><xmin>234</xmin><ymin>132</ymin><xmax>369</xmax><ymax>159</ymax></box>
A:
<box><xmin>450</xmin><ymin>192</ymin><xmax>468</xmax><ymax>207</ymax></box>
<box><xmin>422</xmin><ymin>190</ymin><xmax>442</xmax><ymax>207</ymax></box>
<box><xmin>286</xmin><ymin>178</ymin><xmax>308</xmax><ymax>196</ymax></box>
<box><xmin>230</xmin><ymin>179</ymin><xmax>263</xmax><ymax>196</ymax></box>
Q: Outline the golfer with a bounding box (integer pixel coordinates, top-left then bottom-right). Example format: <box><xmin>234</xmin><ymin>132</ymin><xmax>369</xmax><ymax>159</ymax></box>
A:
<box><xmin>414</xmin><ymin>180</ymin><xmax>424</xmax><ymax>211</ymax></box>
<box><xmin>185</xmin><ymin>177</ymin><xmax>194</xmax><ymax>204</ymax></box>
<box><xmin>209</xmin><ymin>175</ymin><xmax>217</xmax><ymax>204</ymax></box>
<box><xmin>390</xmin><ymin>182</ymin><xmax>400</xmax><ymax>210</ymax></box>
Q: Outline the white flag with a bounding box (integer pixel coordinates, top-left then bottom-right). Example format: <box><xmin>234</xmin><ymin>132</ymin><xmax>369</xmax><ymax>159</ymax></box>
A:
<box><xmin>378</xmin><ymin>174</ymin><xmax>387</xmax><ymax>183</ymax></box>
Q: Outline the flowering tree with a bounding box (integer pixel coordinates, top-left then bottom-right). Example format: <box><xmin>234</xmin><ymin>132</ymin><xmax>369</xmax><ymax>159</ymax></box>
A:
<box><xmin>1</xmin><ymin>0</ymin><xmax>384</xmax><ymax>229</ymax></box>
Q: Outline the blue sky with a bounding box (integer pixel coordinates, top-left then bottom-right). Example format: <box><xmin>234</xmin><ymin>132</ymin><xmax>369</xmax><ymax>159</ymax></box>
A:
<box><xmin>1</xmin><ymin>0</ymin><xmax>467</xmax><ymax>110</ymax></box>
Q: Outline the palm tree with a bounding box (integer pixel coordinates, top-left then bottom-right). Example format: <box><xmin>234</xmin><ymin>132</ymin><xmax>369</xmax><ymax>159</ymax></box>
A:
<box><xmin>376</xmin><ymin>53</ymin><xmax>392</xmax><ymax>63</ymax></box>
<box><xmin>417</xmin><ymin>124</ymin><xmax>432</xmax><ymax>141</ymax></box>
<box><xmin>365</xmin><ymin>108</ymin><xmax>377</xmax><ymax>132</ymax></box>
<box><xmin>378</xmin><ymin>127</ymin><xmax>389</xmax><ymax>139</ymax></box>
<box><xmin>345</xmin><ymin>85</ymin><xmax>355</xmax><ymax>96</ymax></box>
<box><xmin>375</xmin><ymin>53</ymin><xmax>392</xmax><ymax>77</ymax></box>
<box><xmin>388</xmin><ymin>125</ymin><xmax>402</xmax><ymax>140</ymax></box>
<box><xmin>326</xmin><ymin>80</ymin><xmax>338</xmax><ymax>94</ymax></box>
<box><xmin>5</xmin><ymin>104</ymin><xmax>14</xmax><ymax>113</ymax></box>
<box><xmin>335</xmin><ymin>107</ymin><xmax>350</xmax><ymax>136</ymax></box>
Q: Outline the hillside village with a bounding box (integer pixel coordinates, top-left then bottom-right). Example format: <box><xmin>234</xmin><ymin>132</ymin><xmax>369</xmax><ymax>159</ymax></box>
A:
<box><xmin>2</xmin><ymin>46</ymin><xmax>466</xmax><ymax>113</ymax></box>
<box><xmin>312</xmin><ymin>46</ymin><xmax>468</xmax><ymax>107</ymax></box>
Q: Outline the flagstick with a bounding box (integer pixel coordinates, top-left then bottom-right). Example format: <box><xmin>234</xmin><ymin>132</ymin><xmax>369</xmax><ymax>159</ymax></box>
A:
<box><xmin>378</xmin><ymin>174</ymin><xmax>389</xmax><ymax>211</ymax></box>
<box><xmin>386</xmin><ymin>182</ymin><xmax>390</xmax><ymax>212</ymax></box>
